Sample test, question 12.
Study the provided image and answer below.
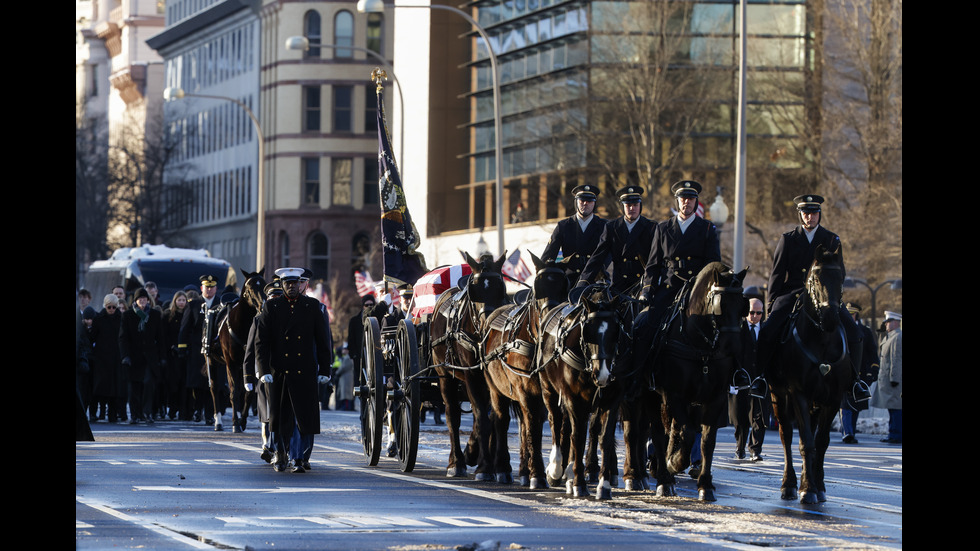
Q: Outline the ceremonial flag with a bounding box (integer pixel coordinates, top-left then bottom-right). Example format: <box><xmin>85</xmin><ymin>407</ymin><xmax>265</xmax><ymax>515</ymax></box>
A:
<box><xmin>411</xmin><ymin>264</ymin><xmax>472</xmax><ymax>319</ymax></box>
<box><xmin>502</xmin><ymin>249</ymin><xmax>532</xmax><ymax>282</ymax></box>
<box><xmin>374</xmin><ymin>69</ymin><xmax>427</xmax><ymax>287</ymax></box>
<box><xmin>355</xmin><ymin>270</ymin><xmax>376</xmax><ymax>297</ymax></box>
<box><xmin>669</xmin><ymin>201</ymin><xmax>706</xmax><ymax>218</ymax></box>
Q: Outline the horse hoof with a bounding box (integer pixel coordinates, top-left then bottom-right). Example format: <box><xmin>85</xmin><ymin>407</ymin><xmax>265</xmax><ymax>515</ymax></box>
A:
<box><xmin>816</xmin><ymin>491</ymin><xmax>827</xmax><ymax>503</ymax></box>
<box><xmin>781</xmin><ymin>488</ymin><xmax>797</xmax><ymax>500</ymax></box>
<box><xmin>232</xmin><ymin>424</ymin><xmax>242</xmax><ymax>434</ymax></box>
<box><xmin>519</xmin><ymin>475</ymin><xmax>530</xmax><ymax>487</ymax></box>
<box><xmin>596</xmin><ymin>479</ymin><xmax>612</xmax><ymax>500</ymax></box>
<box><xmin>565</xmin><ymin>481</ymin><xmax>574</xmax><ymax>495</ymax></box>
<box><xmin>699</xmin><ymin>488</ymin><xmax>717</xmax><ymax>502</ymax></box>
<box><xmin>799</xmin><ymin>491</ymin><xmax>818</xmax><ymax>504</ymax></box>
<box><xmin>610</xmin><ymin>475</ymin><xmax>619</xmax><ymax>488</ymax></box>
<box><xmin>624</xmin><ymin>479</ymin><xmax>639</xmax><ymax>492</ymax></box>
<box><xmin>656</xmin><ymin>484</ymin><xmax>676</xmax><ymax>497</ymax></box>
<box><xmin>586</xmin><ymin>472</ymin><xmax>599</xmax><ymax>484</ymax></box>
<box><xmin>572</xmin><ymin>485</ymin><xmax>589</xmax><ymax>498</ymax></box>
<box><xmin>495</xmin><ymin>472</ymin><xmax>513</xmax><ymax>484</ymax></box>
<box><xmin>528</xmin><ymin>477</ymin><xmax>548</xmax><ymax>490</ymax></box>
<box><xmin>214</xmin><ymin>423</ymin><xmax>223</xmax><ymax>431</ymax></box>
<box><xmin>447</xmin><ymin>466</ymin><xmax>467</xmax><ymax>478</ymax></box>
<box><xmin>474</xmin><ymin>472</ymin><xmax>494</xmax><ymax>482</ymax></box>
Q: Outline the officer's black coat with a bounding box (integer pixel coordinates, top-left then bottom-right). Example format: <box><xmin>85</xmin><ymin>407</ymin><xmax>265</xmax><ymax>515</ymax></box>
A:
<box><xmin>766</xmin><ymin>225</ymin><xmax>844</xmax><ymax>315</ymax></box>
<box><xmin>541</xmin><ymin>214</ymin><xmax>607</xmax><ymax>287</ymax></box>
<box><xmin>178</xmin><ymin>297</ymin><xmax>215</xmax><ymax>389</ymax></box>
<box><xmin>579</xmin><ymin>215</ymin><xmax>655</xmax><ymax>295</ymax></box>
<box><xmin>254</xmin><ymin>294</ymin><xmax>333</xmax><ymax>435</ymax></box>
<box><xmin>639</xmin><ymin>214</ymin><xmax>722</xmax><ymax>304</ymax></box>
<box><xmin>118</xmin><ymin>305</ymin><xmax>166</xmax><ymax>383</ymax></box>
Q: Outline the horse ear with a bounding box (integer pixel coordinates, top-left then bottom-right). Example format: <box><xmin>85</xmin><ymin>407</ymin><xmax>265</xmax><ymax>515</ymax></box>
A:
<box><xmin>736</xmin><ymin>267</ymin><xmax>749</xmax><ymax>284</ymax></box>
<box><xmin>494</xmin><ymin>251</ymin><xmax>507</xmax><ymax>271</ymax></box>
<box><xmin>463</xmin><ymin>251</ymin><xmax>479</xmax><ymax>270</ymax></box>
<box><xmin>529</xmin><ymin>250</ymin><xmax>544</xmax><ymax>271</ymax></box>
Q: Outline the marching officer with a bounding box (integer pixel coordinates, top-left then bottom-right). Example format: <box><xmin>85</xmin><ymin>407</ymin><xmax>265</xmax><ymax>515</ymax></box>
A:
<box><xmin>754</xmin><ymin>194</ymin><xmax>871</xmax><ymax>403</ymax></box>
<box><xmin>178</xmin><ymin>275</ymin><xmax>223</xmax><ymax>423</ymax></box>
<box><xmin>577</xmin><ymin>185</ymin><xmax>656</xmax><ymax>295</ymax></box>
<box><xmin>541</xmin><ymin>183</ymin><xmax>607</xmax><ymax>288</ymax></box>
<box><xmin>255</xmin><ymin>268</ymin><xmax>333</xmax><ymax>473</ymax></box>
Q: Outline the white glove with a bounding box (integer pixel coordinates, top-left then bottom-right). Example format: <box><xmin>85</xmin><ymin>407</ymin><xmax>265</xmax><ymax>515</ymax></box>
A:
<box><xmin>245</xmin><ymin>383</ymin><xmax>254</xmax><ymax>392</ymax></box>
<box><xmin>261</xmin><ymin>374</ymin><xmax>273</xmax><ymax>384</ymax></box>
<box><xmin>318</xmin><ymin>375</ymin><xmax>329</xmax><ymax>384</ymax></box>
<box><xmin>729</xmin><ymin>386</ymin><xmax>738</xmax><ymax>395</ymax></box>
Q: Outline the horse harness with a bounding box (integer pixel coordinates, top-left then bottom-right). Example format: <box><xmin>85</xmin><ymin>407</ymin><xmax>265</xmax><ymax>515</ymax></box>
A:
<box><xmin>782</xmin><ymin>264</ymin><xmax>848</xmax><ymax>375</ymax></box>
<box><xmin>430</xmin><ymin>278</ymin><xmax>500</xmax><ymax>372</ymax></box>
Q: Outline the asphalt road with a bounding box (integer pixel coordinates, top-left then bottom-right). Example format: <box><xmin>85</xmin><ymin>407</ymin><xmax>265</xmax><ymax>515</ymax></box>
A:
<box><xmin>76</xmin><ymin>409</ymin><xmax>902</xmax><ymax>550</ymax></box>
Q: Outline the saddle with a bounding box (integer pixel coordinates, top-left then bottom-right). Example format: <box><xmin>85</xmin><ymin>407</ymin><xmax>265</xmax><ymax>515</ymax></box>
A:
<box><xmin>540</xmin><ymin>302</ymin><xmax>587</xmax><ymax>372</ymax></box>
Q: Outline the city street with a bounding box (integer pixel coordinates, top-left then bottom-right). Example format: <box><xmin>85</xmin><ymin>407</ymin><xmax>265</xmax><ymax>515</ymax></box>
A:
<box><xmin>77</xmin><ymin>408</ymin><xmax>902</xmax><ymax>550</ymax></box>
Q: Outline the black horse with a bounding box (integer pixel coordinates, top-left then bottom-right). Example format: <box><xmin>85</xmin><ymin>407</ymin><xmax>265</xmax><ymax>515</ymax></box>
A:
<box><xmin>483</xmin><ymin>252</ymin><xmax>568</xmax><ymax>487</ymax></box>
<box><xmin>428</xmin><ymin>251</ymin><xmax>510</xmax><ymax>479</ymax></box>
<box><xmin>626</xmin><ymin>262</ymin><xmax>747</xmax><ymax>501</ymax></box>
<box><xmin>539</xmin><ymin>282</ymin><xmax>628</xmax><ymax>500</ymax></box>
<box><xmin>768</xmin><ymin>244</ymin><xmax>851</xmax><ymax>504</ymax></box>
<box><xmin>210</xmin><ymin>268</ymin><xmax>265</xmax><ymax>432</ymax></box>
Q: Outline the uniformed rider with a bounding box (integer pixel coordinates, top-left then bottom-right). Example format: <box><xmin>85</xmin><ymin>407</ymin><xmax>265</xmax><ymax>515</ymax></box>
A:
<box><xmin>577</xmin><ymin>185</ymin><xmax>656</xmax><ymax>295</ymax></box>
<box><xmin>541</xmin><ymin>183</ymin><xmax>607</xmax><ymax>288</ymax></box>
<box><xmin>753</xmin><ymin>194</ymin><xmax>871</xmax><ymax>403</ymax></box>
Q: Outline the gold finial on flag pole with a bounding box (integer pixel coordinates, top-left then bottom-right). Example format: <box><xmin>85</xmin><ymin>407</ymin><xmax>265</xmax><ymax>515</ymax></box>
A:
<box><xmin>371</xmin><ymin>67</ymin><xmax>388</xmax><ymax>93</ymax></box>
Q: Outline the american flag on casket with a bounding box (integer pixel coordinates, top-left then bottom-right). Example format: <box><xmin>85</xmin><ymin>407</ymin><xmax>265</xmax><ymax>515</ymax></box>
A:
<box><xmin>410</xmin><ymin>264</ymin><xmax>473</xmax><ymax>319</ymax></box>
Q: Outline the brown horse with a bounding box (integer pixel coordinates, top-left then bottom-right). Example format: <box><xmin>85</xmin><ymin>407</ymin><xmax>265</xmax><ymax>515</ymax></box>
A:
<box><xmin>483</xmin><ymin>252</ymin><xmax>568</xmax><ymax>487</ymax></box>
<box><xmin>768</xmin><ymin>244</ymin><xmax>851</xmax><ymax>503</ymax></box>
<box><xmin>626</xmin><ymin>262</ymin><xmax>747</xmax><ymax>501</ymax></box>
<box><xmin>427</xmin><ymin>252</ymin><xmax>509</xmax><ymax>479</ymax></box>
<box><xmin>209</xmin><ymin>268</ymin><xmax>265</xmax><ymax>432</ymax></box>
<box><xmin>539</xmin><ymin>282</ymin><xmax>628</xmax><ymax>500</ymax></box>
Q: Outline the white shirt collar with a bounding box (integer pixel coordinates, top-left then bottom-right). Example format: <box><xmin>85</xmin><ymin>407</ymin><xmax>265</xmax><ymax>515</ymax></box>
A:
<box><xmin>677</xmin><ymin>213</ymin><xmax>695</xmax><ymax>233</ymax></box>
<box><xmin>803</xmin><ymin>224</ymin><xmax>819</xmax><ymax>242</ymax></box>
<box><xmin>577</xmin><ymin>213</ymin><xmax>594</xmax><ymax>231</ymax></box>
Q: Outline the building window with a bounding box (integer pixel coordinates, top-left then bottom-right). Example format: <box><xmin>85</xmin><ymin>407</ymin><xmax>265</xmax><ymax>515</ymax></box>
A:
<box><xmin>279</xmin><ymin>231</ymin><xmax>290</xmax><ymax>267</ymax></box>
<box><xmin>364</xmin><ymin>158</ymin><xmax>379</xmax><ymax>205</ymax></box>
<box><xmin>304</xmin><ymin>10</ymin><xmax>322</xmax><ymax>58</ymax></box>
<box><xmin>367</xmin><ymin>13</ymin><xmax>383</xmax><ymax>55</ymax></box>
<box><xmin>334</xmin><ymin>11</ymin><xmax>354</xmax><ymax>58</ymax></box>
<box><xmin>303</xmin><ymin>157</ymin><xmax>320</xmax><ymax>205</ymax></box>
<box><xmin>333</xmin><ymin>85</ymin><xmax>353</xmax><ymax>132</ymax></box>
<box><xmin>333</xmin><ymin>158</ymin><xmax>353</xmax><ymax>206</ymax></box>
<box><xmin>303</xmin><ymin>85</ymin><xmax>321</xmax><ymax>132</ymax></box>
<box><xmin>308</xmin><ymin>232</ymin><xmax>330</xmax><ymax>283</ymax></box>
<box><xmin>365</xmin><ymin>85</ymin><xmax>378</xmax><ymax>133</ymax></box>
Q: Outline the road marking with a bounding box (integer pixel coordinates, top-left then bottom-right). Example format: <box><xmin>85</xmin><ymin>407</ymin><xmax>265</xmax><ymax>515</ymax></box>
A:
<box><xmin>135</xmin><ymin>486</ymin><xmax>360</xmax><ymax>493</ymax></box>
<box><xmin>76</xmin><ymin>496</ymin><xmax>216</xmax><ymax>549</ymax></box>
<box><xmin>213</xmin><ymin>515</ymin><xmax>517</xmax><ymax>528</ymax></box>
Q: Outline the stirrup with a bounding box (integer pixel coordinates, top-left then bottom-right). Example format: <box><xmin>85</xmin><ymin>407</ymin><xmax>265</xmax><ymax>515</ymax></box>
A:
<box><xmin>749</xmin><ymin>377</ymin><xmax>769</xmax><ymax>400</ymax></box>
<box><xmin>732</xmin><ymin>368</ymin><xmax>751</xmax><ymax>391</ymax></box>
<box><xmin>852</xmin><ymin>380</ymin><xmax>871</xmax><ymax>402</ymax></box>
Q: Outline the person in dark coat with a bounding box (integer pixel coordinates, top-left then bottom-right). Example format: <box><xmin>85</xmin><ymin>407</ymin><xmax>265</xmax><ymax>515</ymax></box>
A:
<box><xmin>119</xmin><ymin>288</ymin><xmax>166</xmax><ymax>424</ymax></box>
<box><xmin>255</xmin><ymin>268</ymin><xmax>333</xmax><ymax>473</ymax></box>
<box><xmin>729</xmin><ymin>297</ymin><xmax>768</xmax><ymax>461</ymax></box>
<box><xmin>91</xmin><ymin>294</ymin><xmax>125</xmax><ymax>422</ymax></box>
<box><xmin>633</xmin><ymin>180</ymin><xmax>721</xmax><ymax>379</ymax></box>
<box><xmin>347</xmin><ymin>294</ymin><xmax>377</xmax><ymax>371</ymax></box>
<box><xmin>541</xmin><ymin>184</ymin><xmax>607</xmax><ymax>288</ymax></box>
<box><xmin>178</xmin><ymin>276</ymin><xmax>221</xmax><ymax>422</ymax></box>
<box><xmin>162</xmin><ymin>291</ymin><xmax>189</xmax><ymax>420</ymax></box>
<box><xmin>755</xmin><ymin>194</ymin><xmax>870</xmax><ymax>402</ymax></box>
<box><xmin>77</xmin><ymin>307</ymin><xmax>94</xmax><ymax>441</ymax></box>
<box><xmin>578</xmin><ymin>185</ymin><xmax>656</xmax><ymax>295</ymax></box>
<box><xmin>244</xmin><ymin>279</ymin><xmax>283</xmax><ymax>463</ymax></box>
<box><xmin>840</xmin><ymin>302</ymin><xmax>880</xmax><ymax>444</ymax></box>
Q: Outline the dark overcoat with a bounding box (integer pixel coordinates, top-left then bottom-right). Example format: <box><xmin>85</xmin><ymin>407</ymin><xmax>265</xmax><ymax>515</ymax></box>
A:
<box><xmin>766</xmin><ymin>225</ymin><xmax>844</xmax><ymax>315</ymax></box>
<box><xmin>90</xmin><ymin>309</ymin><xmax>125</xmax><ymax>398</ymax></box>
<box><xmin>579</xmin><ymin>215</ymin><xmax>655</xmax><ymax>294</ymax></box>
<box><xmin>118</xmin><ymin>305</ymin><xmax>166</xmax><ymax>383</ymax></box>
<box><xmin>255</xmin><ymin>294</ymin><xmax>333</xmax><ymax>434</ymax></box>
<box><xmin>639</xmin><ymin>215</ymin><xmax>721</xmax><ymax>312</ymax></box>
<box><xmin>541</xmin><ymin>214</ymin><xmax>607</xmax><ymax>287</ymax></box>
<box><xmin>178</xmin><ymin>298</ymin><xmax>211</xmax><ymax>389</ymax></box>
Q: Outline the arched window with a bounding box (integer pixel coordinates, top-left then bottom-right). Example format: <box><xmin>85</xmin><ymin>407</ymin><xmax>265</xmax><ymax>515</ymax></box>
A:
<box><xmin>308</xmin><ymin>231</ymin><xmax>330</xmax><ymax>282</ymax></box>
<box><xmin>334</xmin><ymin>10</ymin><xmax>354</xmax><ymax>58</ymax></box>
<box><xmin>304</xmin><ymin>10</ymin><xmax>322</xmax><ymax>58</ymax></box>
<box><xmin>367</xmin><ymin>13</ymin><xmax>383</xmax><ymax>55</ymax></box>
<box><xmin>279</xmin><ymin>231</ymin><xmax>290</xmax><ymax>267</ymax></box>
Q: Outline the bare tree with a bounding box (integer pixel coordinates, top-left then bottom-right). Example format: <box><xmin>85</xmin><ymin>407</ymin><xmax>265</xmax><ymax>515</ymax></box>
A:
<box><xmin>76</xmin><ymin>113</ymin><xmax>111</xmax><ymax>287</ymax></box>
<box><xmin>106</xmin><ymin>110</ymin><xmax>195</xmax><ymax>251</ymax></box>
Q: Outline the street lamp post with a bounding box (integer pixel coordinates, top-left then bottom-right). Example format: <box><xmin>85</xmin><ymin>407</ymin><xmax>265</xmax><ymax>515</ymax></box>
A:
<box><xmin>163</xmin><ymin>87</ymin><xmax>266</xmax><ymax>272</ymax></box>
<box><xmin>356</xmin><ymin>0</ymin><xmax>505</xmax><ymax>258</ymax></box>
<box><xmin>844</xmin><ymin>278</ymin><xmax>902</xmax><ymax>329</ymax></box>
<box><xmin>284</xmin><ymin>36</ymin><xmax>405</xmax><ymax>164</ymax></box>
<box><xmin>733</xmin><ymin>0</ymin><xmax>748</xmax><ymax>272</ymax></box>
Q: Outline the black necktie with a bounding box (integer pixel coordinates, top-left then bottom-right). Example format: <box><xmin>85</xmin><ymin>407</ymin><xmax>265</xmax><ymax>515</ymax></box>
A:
<box><xmin>750</xmin><ymin>324</ymin><xmax>758</xmax><ymax>340</ymax></box>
